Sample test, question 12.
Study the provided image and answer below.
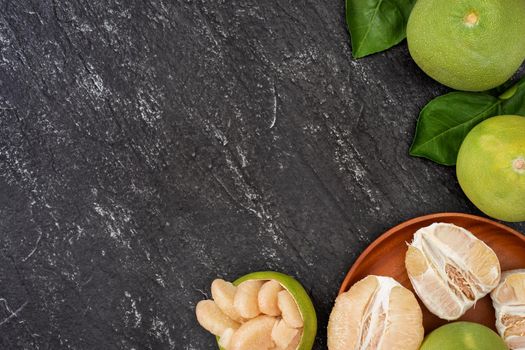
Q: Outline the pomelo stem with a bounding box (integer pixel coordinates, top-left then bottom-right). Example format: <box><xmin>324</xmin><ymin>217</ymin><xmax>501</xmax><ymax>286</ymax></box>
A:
<box><xmin>464</xmin><ymin>12</ymin><xmax>479</xmax><ymax>27</ymax></box>
<box><xmin>513</xmin><ymin>157</ymin><xmax>525</xmax><ymax>173</ymax></box>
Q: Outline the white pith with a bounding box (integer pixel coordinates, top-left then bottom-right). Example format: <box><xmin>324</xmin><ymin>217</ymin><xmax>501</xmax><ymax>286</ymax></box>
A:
<box><xmin>358</xmin><ymin>276</ymin><xmax>400</xmax><ymax>350</ymax></box>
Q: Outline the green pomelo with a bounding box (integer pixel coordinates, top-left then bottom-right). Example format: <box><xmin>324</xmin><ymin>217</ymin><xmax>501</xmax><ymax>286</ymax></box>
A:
<box><xmin>407</xmin><ymin>0</ymin><xmax>525</xmax><ymax>91</ymax></box>
<box><xmin>218</xmin><ymin>271</ymin><xmax>317</xmax><ymax>350</ymax></box>
<box><xmin>420</xmin><ymin>322</ymin><xmax>507</xmax><ymax>350</ymax></box>
<box><xmin>457</xmin><ymin>115</ymin><xmax>525</xmax><ymax>222</ymax></box>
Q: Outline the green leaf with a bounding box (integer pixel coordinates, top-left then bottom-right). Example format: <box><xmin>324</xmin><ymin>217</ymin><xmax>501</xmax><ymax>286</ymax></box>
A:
<box><xmin>410</xmin><ymin>77</ymin><xmax>525</xmax><ymax>166</ymax></box>
<box><xmin>346</xmin><ymin>0</ymin><xmax>416</xmax><ymax>58</ymax></box>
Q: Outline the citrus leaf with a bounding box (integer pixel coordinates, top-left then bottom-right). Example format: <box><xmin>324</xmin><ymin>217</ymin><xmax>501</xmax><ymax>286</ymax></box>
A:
<box><xmin>410</xmin><ymin>77</ymin><xmax>525</xmax><ymax>166</ymax></box>
<box><xmin>346</xmin><ymin>0</ymin><xmax>416</xmax><ymax>58</ymax></box>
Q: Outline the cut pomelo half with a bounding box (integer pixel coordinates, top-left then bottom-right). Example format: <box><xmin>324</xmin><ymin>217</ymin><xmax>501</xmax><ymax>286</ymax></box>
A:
<box><xmin>491</xmin><ymin>269</ymin><xmax>525</xmax><ymax>349</ymax></box>
<box><xmin>217</xmin><ymin>271</ymin><xmax>317</xmax><ymax>350</ymax></box>
<box><xmin>327</xmin><ymin>275</ymin><xmax>424</xmax><ymax>350</ymax></box>
<box><xmin>405</xmin><ymin>223</ymin><xmax>501</xmax><ymax>320</ymax></box>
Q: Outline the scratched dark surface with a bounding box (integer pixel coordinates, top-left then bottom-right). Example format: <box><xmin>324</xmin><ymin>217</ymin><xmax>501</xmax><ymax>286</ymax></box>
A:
<box><xmin>0</xmin><ymin>0</ymin><xmax>524</xmax><ymax>349</ymax></box>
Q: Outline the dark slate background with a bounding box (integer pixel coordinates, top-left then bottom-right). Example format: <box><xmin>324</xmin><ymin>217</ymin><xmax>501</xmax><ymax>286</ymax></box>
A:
<box><xmin>0</xmin><ymin>0</ymin><xmax>523</xmax><ymax>349</ymax></box>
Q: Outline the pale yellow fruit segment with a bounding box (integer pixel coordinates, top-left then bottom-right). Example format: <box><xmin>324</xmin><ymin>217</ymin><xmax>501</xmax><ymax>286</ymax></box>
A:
<box><xmin>259</xmin><ymin>280</ymin><xmax>284</xmax><ymax>316</ymax></box>
<box><xmin>271</xmin><ymin>318</ymin><xmax>299</xmax><ymax>349</ymax></box>
<box><xmin>234</xmin><ymin>280</ymin><xmax>264</xmax><ymax>319</ymax></box>
<box><xmin>491</xmin><ymin>269</ymin><xmax>525</xmax><ymax>350</ymax></box>
<box><xmin>380</xmin><ymin>286</ymin><xmax>425</xmax><ymax>349</ymax></box>
<box><xmin>282</xmin><ymin>330</ymin><xmax>302</xmax><ymax>350</ymax></box>
<box><xmin>327</xmin><ymin>275</ymin><xmax>423</xmax><ymax>350</ymax></box>
<box><xmin>405</xmin><ymin>222</ymin><xmax>501</xmax><ymax>320</ymax></box>
<box><xmin>277</xmin><ymin>290</ymin><xmax>304</xmax><ymax>328</ymax></box>
<box><xmin>195</xmin><ymin>300</ymin><xmax>240</xmax><ymax>336</ymax></box>
<box><xmin>230</xmin><ymin>315</ymin><xmax>276</xmax><ymax>350</ymax></box>
<box><xmin>212</xmin><ymin>279</ymin><xmax>244</xmax><ymax>322</ymax></box>
<box><xmin>219</xmin><ymin>328</ymin><xmax>235</xmax><ymax>349</ymax></box>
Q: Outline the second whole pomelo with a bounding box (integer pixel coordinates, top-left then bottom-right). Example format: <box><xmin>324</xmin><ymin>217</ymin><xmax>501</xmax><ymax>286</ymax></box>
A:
<box><xmin>407</xmin><ymin>0</ymin><xmax>525</xmax><ymax>91</ymax></box>
<box><xmin>457</xmin><ymin>115</ymin><xmax>525</xmax><ymax>222</ymax></box>
<box><xmin>420</xmin><ymin>322</ymin><xmax>507</xmax><ymax>350</ymax></box>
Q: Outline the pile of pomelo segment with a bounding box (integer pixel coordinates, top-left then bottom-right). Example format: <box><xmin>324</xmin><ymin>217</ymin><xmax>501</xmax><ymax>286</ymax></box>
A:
<box><xmin>195</xmin><ymin>271</ymin><xmax>316</xmax><ymax>350</ymax></box>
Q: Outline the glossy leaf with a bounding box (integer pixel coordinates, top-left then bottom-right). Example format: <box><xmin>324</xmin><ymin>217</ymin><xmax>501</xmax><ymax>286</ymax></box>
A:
<box><xmin>410</xmin><ymin>77</ymin><xmax>525</xmax><ymax>166</ymax></box>
<box><xmin>346</xmin><ymin>0</ymin><xmax>416</xmax><ymax>58</ymax></box>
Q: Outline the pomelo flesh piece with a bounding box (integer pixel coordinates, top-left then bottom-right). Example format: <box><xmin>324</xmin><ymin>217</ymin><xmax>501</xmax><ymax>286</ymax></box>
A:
<box><xmin>259</xmin><ymin>280</ymin><xmax>283</xmax><ymax>316</ymax></box>
<box><xmin>327</xmin><ymin>275</ymin><xmax>424</xmax><ymax>350</ymax></box>
<box><xmin>212</xmin><ymin>279</ymin><xmax>244</xmax><ymax>322</ymax></box>
<box><xmin>405</xmin><ymin>222</ymin><xmax>501</xmax><ymax>320</ymax></box>
<box><xmin>196</xmin><ymin>300</ymin><xmax>240</xmax><ymax>336</ymax></box>
<box><xmin>277</xmin><ymin>290</ymin><xmax>303</xmax><ymax>328</ymax></box>
<box><xmin>229</xmin><ymin>315</ymin><xmax>276</xmax><ymax>350</ymax></box>
<box><xmin>233</xmin><ymin>280</ymin><xmax>264</xmax><ymax>319</ymax></box>
<box><xmin>491</xmin><ymin>270</ymin><xmax>525</xmax><ymax>349</ymax></box>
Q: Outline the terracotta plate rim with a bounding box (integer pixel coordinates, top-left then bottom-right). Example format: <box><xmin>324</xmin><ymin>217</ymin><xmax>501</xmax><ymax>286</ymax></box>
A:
<box><xmin>339</xmin><ymin>212</ymin><xmax>525</xmax><ymax>295</ymax></box>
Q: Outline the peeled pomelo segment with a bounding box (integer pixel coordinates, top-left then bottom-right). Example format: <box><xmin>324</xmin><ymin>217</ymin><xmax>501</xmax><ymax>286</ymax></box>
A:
<box><xmin>327</xmin><ymin>275</ymin><xmax>423</xmax><ymax>350</ymax></box>
<box><xmin>380</xmin><ymin>286</ymin><xmax>425</xmax><ymax>349</ymax></box>
<box><xmin>272</xmin><ymin>318</ymin><xmax>299</xmax><ymax>349</ymax></box>
<box><xmin>196</xmin><ymin>300</ymin><xmax>240</xmax><ymax>336</ymax></box>
<box><xmin>218</xmin><ymin>328</ymin><xmax>235</xmax><ymax>350</ymax></box>
<box><xmin>259</xmin><ymin>280</ymin><xmax>284</xmax><ymax>316</ymax></box>
<box><xmin>405</xmin><ymin>222</ymin><xmax>501</xmax><ymax>320</ymax></box>
<box><xmin>491</xmin><ymin>270</ymin><xmax>525</xmax><ymax>349</ymax></box>
<box><xmin>492</xmin><ymin>270</ymin><xmax>525</xmax><ymax>306</ymax></box>
<box><xmin>327</xmin><ymin>277</ymin><xmax>372</xmax><ymax>349</ymax></box>
<box><xmin>234</xmin><ymin>280</ymin><xmax>264</xmax><ymax>319</ymax></box>
<box><xmin>230</xmin><ymin>315</ymin><xmax>276</xmax><ymax>350</ymax></box>
<box><xmin>281</xmin><ymin>330</ymin><xmax>302</xmax><ymax>350</ymax></box>
<box><xmin>212</xmin><ymin>279</ymin><xmax>244</xmax><ymax>322</ymax></box>
<box><xmin>405</xmin><ymin>246</ymin><xmax>428</xmax><ymax>277</ymax></box>
<box><xmin>277</xmin><ymin>290</ymin><xmax>303</xmax><ymax>328</ymax></box>
<box><xmin>468</xmin><ymin>240</ymin><xmax>502</xmax><ymax>284</ymax></box>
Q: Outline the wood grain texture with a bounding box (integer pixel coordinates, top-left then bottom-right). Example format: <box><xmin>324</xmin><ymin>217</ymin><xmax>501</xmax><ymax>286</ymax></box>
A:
<box><xmin>339</xmin><ymin>213</ymin><xmax>525</xmax><ymax>333</ymax></box>
<box><xmin>0</xmin><ymin>0</ymin><xmax>523</xmax><ymax>349</ymax></box>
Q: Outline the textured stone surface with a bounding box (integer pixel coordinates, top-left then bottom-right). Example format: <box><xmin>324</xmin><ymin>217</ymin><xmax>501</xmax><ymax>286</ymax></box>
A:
<box><xmin>0</xmin><ymin>0</ymin><xmax>523</xmax><ymax>349</ymax></box>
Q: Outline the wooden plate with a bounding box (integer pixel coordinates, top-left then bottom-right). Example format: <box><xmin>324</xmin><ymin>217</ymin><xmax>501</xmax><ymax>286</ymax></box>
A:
<box><xmin>339</xmin><ymin>212</ymin><xmax>525</xmax><ymax>333</ymax></box>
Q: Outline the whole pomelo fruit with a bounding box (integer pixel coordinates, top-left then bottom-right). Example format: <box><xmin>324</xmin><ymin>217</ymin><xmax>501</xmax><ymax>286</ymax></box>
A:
<box><xmin>420</xmin><ymin>322</ymin><xmax>507</xmax><ymax>350</ymax></box>
<box><xmin>457</xmin><ymin>115</ymin><xmax>525</xmax><ymax>222</ymax></box>
<box><xmin>407</xmin><ymin>0</ymin><xmax>525</xmax><ymax>91</ymax></box>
